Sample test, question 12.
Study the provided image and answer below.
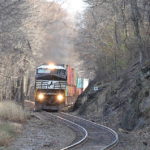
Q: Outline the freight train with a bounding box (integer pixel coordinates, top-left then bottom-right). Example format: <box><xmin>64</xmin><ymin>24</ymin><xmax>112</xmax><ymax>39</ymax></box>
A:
<box><xmin>34</xmin><ymin>63</ymin><xmax>89</xmax><ymax>111</ymax></box>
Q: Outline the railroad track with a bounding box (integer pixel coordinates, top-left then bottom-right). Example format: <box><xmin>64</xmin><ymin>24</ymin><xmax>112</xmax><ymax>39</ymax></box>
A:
<box><xmin>35</xmin><ymin>112</ymin><xmax>118</xmax><ymax>150</ymax></box>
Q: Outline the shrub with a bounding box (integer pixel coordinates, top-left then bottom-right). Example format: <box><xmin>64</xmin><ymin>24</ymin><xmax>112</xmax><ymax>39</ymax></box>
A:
<box><xmin>0</xmin><ymin>101</ymin><xmax>29</xmax><ymax>122</ymax></box>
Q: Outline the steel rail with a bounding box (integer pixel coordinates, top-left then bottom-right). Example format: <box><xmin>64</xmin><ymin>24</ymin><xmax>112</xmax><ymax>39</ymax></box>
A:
<box><xmin>48</xmin><ymin>113</ymin><xmax>88</xmax><ymax>150</ymax></box>
<box><xmin>34</xmin><ymin>112</ymin><xmax>118</xmax><ymax>150</ymax></box>
<box><xmin>61</xmin><ymin>112</ymin><xmax>119</xmax><ymax>150</ymax></box>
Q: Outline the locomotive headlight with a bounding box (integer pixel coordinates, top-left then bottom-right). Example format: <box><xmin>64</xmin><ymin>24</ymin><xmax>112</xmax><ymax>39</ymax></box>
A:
<box><xmin>56</xmin><ymin>94</ymin><xmax>64</xmax><ymax>103</ymax></box>
<box><xmin>37</xmin><ymin>93</ymin><xmax>45</xmax><ymax>101</ymax></box>
<box><xmin>48</xmin><ymin>63</ymin><xmax>55</xmax><ymax>70</ymax></box>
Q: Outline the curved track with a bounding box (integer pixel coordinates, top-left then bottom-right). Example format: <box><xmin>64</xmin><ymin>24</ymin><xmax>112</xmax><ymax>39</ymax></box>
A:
<box><xmin>35</xmin><ymin>112</ymin><xmax>118</xmax><ymax>150</ymax></box>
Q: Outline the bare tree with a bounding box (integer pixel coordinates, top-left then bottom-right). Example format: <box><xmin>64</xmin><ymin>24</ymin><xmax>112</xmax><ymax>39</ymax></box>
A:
<box><xmin>76</xmin><ymin>0</ymin><xmax>150</xmax><ymax>80</ymax></box>
<box><xmin>0</xmin><ymin>0</ymin><xmax>77</xmax><ymax>103</ymax></box>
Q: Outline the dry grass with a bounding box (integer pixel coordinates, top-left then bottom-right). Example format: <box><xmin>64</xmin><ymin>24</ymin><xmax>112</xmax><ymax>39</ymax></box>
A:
<box><xmin>0</xmin><ymin>101</ymin><xmax>29</xmax><ymax>147</ymax></box>
<box><xmin>0</xmin><ymin>122</ymin><xmax>22</xmax><ymax>147</ymax></box>
<box><xmin>0</xmin><ymin>101</ymin><xmax>29</xmax><ymax>122</ymax></box>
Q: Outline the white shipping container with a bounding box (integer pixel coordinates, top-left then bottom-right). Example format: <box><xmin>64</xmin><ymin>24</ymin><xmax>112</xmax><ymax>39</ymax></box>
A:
<box><xmin>83</xmin><ymin>78</ymin><xmax>89</xmax><ymax>91</ymax></box>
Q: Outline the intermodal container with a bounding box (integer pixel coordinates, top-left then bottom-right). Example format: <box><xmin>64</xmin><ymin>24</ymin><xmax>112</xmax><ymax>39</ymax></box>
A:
<box><xmin>77</xmin><ymin>78</ymin><xmax>83</xmax><ymax>89</ymax></box>
<box><xmin>83</xmin><ymin>78</ymin><xmax>89</xmax><ymax>91</ymax></box>
<box><xmin>67</xmin><ymin>66</ymin><xmax>75</xmax><ymax>86</ymax></box>
<box><xmin>74</xmin><ymin>71</ymin><xmax>78</xmax><ymax>86</ymax></box>
<box><xmin>67</xmin><ymin>65</ymin><xmax>71</xmax><ymax>85</ymax></box>
<box><xmin>66</xmin><ymin>66</ymin><xmax>89</xmax><ymax>98</ymax></box>
<box><xmin>76</xmin><ymin>88</ymin><xmax>83</xmax><ymax>95</ymax></box>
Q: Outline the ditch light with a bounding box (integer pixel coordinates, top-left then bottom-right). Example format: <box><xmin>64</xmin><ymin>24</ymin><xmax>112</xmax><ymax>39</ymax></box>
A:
<box><xmin>37</xmin><ymin>93</ymin><xmax>45</xmax><ymax>102</ymax></box>
<box><xmin>56</xmin><ymin>94</ymin><xmax>64</xmax><ymax>103</ymax></box>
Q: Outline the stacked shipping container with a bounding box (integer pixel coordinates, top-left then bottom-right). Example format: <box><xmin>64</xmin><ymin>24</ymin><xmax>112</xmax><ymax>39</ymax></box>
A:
<box><xmin>66</xmin><ymin>65</ymin><xmax>89</xmax><ymax>97</ymax></box>
<box><xmin>66</xmin><ymin>65</ymin><xmax>76</xmax><ymax>97</ymax></box>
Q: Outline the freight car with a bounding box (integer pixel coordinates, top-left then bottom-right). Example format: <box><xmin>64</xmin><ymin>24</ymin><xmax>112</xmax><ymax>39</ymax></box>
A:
<box><xmin>34</xmin><ymin>63</ymin><xmax>89</xmax><ymax>111</ymax></box>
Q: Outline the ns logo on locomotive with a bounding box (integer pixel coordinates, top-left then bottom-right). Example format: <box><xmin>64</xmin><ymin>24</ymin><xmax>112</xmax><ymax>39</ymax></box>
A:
<box><xmin>34</xmin><ymin>63</ymin><xmax>89</xmax><ymax>111</ymax></box>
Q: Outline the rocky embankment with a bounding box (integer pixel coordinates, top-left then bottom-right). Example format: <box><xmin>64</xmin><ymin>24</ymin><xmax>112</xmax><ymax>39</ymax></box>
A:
<box><xmin>74</xmin><ymin>61</ymin><xmax>150</xmax><ymax>150</ymax></box>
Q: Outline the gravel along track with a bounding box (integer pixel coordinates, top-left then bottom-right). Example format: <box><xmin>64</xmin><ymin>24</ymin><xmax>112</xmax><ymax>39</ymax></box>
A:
<box><xmin>39</xmin><ymin>112</ymin><xmax>88</xmax><ymax>150</ymax></box>
<box><xmin>8</xmin><ymin>113</ymin><xmax>76</xmax><ymax>150</ymax></box>
<box><xmin>44</xmin><ymin>112</ymin><xmax>118</xmax><ymax>150</ymax></box>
